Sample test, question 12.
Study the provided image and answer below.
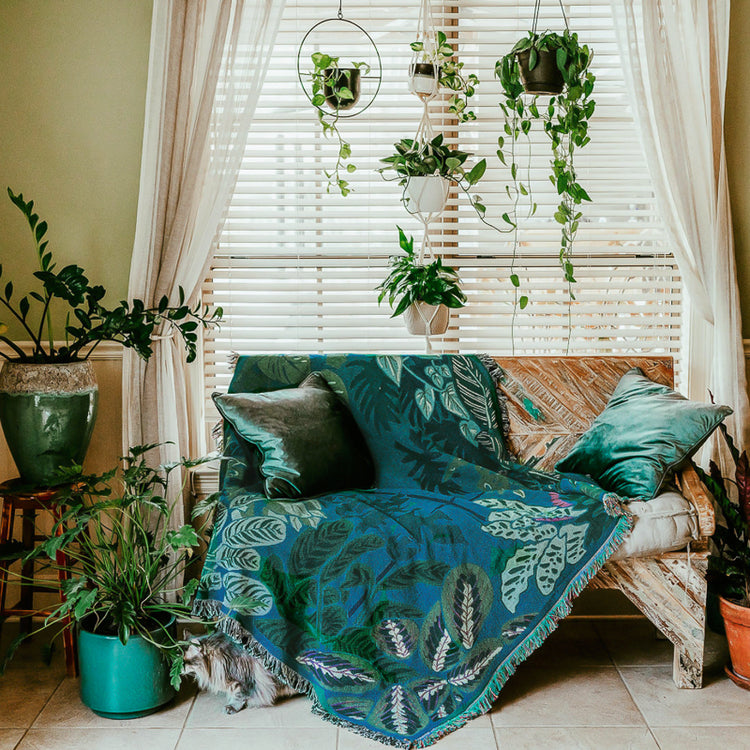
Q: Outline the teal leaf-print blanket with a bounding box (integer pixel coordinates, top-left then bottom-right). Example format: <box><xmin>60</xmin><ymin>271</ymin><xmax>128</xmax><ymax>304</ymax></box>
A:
<box><xmin>195</xmin><ymin>354</ymin><xmax>631</xmax><ymax>748</ymax></box>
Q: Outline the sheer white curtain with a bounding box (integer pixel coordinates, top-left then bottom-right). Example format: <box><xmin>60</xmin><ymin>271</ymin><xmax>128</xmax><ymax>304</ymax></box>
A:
<box><xmin>123</xmin><ymin>0</ymin><xmax>284</xmax><ymax>521</ymax></box>
<box><xmin>611</xmin><ymin>0</ymin><xmax>749</xmax><ymax>450</ymax></box>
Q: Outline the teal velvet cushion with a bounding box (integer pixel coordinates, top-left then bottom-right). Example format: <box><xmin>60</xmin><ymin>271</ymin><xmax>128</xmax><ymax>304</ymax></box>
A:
<box><xmin>555</xmin><ymin>368</ymin><xmax>732</xmax><ymax>499</ymax></box>
<box><xmin>213</xmin><ymin>372</ymin><xmax>374</xmax><ymax>499</ymax></box>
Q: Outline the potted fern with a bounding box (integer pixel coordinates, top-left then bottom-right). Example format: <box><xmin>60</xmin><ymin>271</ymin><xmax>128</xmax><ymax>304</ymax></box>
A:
<box><xmin>376</xmin><ymin>226</ymin><xmax>466</xmax><ymax>335</ymax></box>
<box><xmin>495</xmin><ymin>29</ymin><xmax>595</xmax><ymax>296</ymax></box>
<box><xmin>694</xmin><ymin>424</ymin><xmax>750</xmax><ymax>688</ymax></box>
<box><xmin>379</xmin><ymin>135</ymin><xmax>486</xmax><ymax>215</ymax></box>
<box><xmin>0</xmin><ymin>189</ymin><xmax>221</xmax><ymax>486</ymax></box>
<box><xmin>0</xmin><ymin>445</ymin><xmax>220</xmax><ymax>717</ymax></box>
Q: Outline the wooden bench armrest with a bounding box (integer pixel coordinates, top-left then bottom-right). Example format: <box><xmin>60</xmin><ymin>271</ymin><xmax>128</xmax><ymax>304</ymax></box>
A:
<box><xmin>676</xmin><ymin>464</ymin><xmax>715</xmax><ymax>538</ymax></box>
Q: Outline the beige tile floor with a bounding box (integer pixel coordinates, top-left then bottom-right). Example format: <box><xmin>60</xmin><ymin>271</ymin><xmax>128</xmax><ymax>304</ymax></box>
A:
<box><xmin>1</xmin><ymin>618</ymin><xmax>748</xmax><ymax>750</ymax></box>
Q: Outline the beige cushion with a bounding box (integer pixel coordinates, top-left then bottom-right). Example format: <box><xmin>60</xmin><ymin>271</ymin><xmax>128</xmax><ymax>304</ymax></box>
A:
<box><xmin>610</xmin><ymin>491</ymin><xmax>699</xmax><ymax>560</ymax></box>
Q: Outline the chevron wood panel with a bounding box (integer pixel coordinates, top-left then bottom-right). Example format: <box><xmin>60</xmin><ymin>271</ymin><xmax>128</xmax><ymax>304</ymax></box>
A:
<box><xmin>490</xmin><ymin>356</ymin><xmax>674</xmax><ymax>471</ymax></box>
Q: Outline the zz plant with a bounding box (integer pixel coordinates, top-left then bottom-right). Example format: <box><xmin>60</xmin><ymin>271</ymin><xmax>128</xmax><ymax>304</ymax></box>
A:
<box><xmin>308</xmin><ymin>52</ymin><xmax>370</xmax><ymax>197</ymax></box>
<box><xmin>495</xmin><ymin>29</ymin><xmax>595</xmax><ymax>296</ymax></box>
<box><xmin>377</xmin><ymin>226</ymin><xmax>466</xmax><ymax>318</ymax></box>
<box><xmin>410</xmin><ymin>31</ymin><xmax>479</xmax><ymax>123</ymax></box>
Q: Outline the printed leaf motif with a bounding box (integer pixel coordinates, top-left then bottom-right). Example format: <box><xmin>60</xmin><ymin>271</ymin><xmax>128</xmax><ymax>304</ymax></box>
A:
<box><xmin>380</xmin><ymin>560</ymin><xmax>450</xmax><ymax>590</ymax></box>
<box><xmin>425</xmin><ymin>365</ymin><xmax>445</xmax><ymax>388</ymax></box>
<box><xmin>451</xmin><ymin>356</ymin><xmax>498</xmax><ymax>429</ymax></box>
<box><xmin>321</xmin><ymin>534</ymin><xmax>384</xmax><ymax>583</ymax></box>
<box><xmin>334</xmin><ymin>626</ymin><xmax>379</xmax><ymax>662</ymax></box>
<box><xmin>420</xmin><ymin>602</ymin><xmax>461</xmax><ymax>673</ymax></box>
<box><xmin>481</xmin><ymin>516</ymin><xmax>556</xmax><ymax>543</ymax></box>
<box><xmin>474</xmin><ymin>497</ymin><xmax>574</xmax><ymax>519</ymax></box>
<box><xmin>411</xmin><ymin>678</ymin><xmax>451</xmax><ymax>713</ymax></box>
<box><xmin>330</xmin><ymin>698</ymin><xmax>373</xmax><ymax>722</ymax></box>
<box><xmin>376</xmin><ymin>355</ymin><xmax>403</xmax><ymax>385</ymax></box>
<box><xmin>373</xmin><ymin>619</ymin><xmax>419</xmax><ymax>660</ymax></box>
<box><xmin>439</xmin><ymin>383</ymin><xmax>471</xmax><ymax>419</ymax></box>
<box><xmin>501</xmin><ymin>613</ymin><xmax>536</xmax><ymax>640</ymax></box>
<box><xmin>500</xmin><ymin>543</ymin><xmax>541</xmax><ymax>613</ymax></box>
<box><xmin>341</xmin><ymin>562</ymin><xmax>374</xmax><ymax>590</ymax></box>
<box><xmin>446</xmin><ymin>639</ymin><xmax>504</xmax><ymax>687</ymax></box>
<box><xmin>220</xmin><ymin>573</ymin><xmax>273</xmax><ymax>615</ymax></box>
<box><xmin>321</xmin><ymin>605</ymin><xmax>348</xmax><ymax>636</ymax></box>
<box><xmin>459</xmin><ymin>420</ymin><xmax>481</xmax><ymax>446</ymax></box>
<box><xmin>222</xmin><ymin>516</ymin><xmax>286</xmax><ymax>549</ymax></box>
<box><xmin>296</xmin><ymin>650</ymin><xmax>379</xmax><ymax>691</ymax></box>
<box><xmin>371</xmin><ymin>684</ymin><xmax>428</xmax><ymax>736</ymax></box>
<box><xmin>215</xmin><ymin>545</ymin><xmax>260</xmax><ymax>572</ymax></box>
<box><xmin>255</xmin><ymin>354</ymin><xmax>310</xmax><ymax>384</ymax></box>
<box><xmin>415</xmin><ymin>386</ymin><xmax>436</xmax><ymax>420</ymax></box>
<box><xmin>561</xmin><ymin>523</ymin><xmax>589</xmax><ymax>564</ymax></box>
<box><xmin>288</xmin><ymin>520</ymin><xmax>353</xmax><ymax>576</ymax></box>
<box><xmin>536</xmin><ymin>534</ymin><xmax>566</xmax><ymax>596</ymax></box>
<box><xmin>255</xmin><ymin>617</ymin><xmax>315</xmax><ymax>654</ymax></box>
<box><xmin>441</xmin><ymin>564</ymin><xmax>493</xmax><ymax>649</ymax></box>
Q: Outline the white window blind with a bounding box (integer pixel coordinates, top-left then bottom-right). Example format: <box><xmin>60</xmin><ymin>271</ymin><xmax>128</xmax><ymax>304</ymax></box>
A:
<box><xmin>203</xmin><ymin>0</ymin><xmax>682</xmax><ymax>403</ymax></box>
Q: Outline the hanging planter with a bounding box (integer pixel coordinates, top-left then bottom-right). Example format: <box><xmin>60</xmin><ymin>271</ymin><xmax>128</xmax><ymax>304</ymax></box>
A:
<box><xmin>404</xmin><ymin>302</ymin><xmax>450</xmax><ymax>336</ymax></box>
<box><xmin>515</xmin><ymin>46</ymin><xmax>564</xmax><ymax>95</ymax></box>
<box><xmin>376</xmin><ymin>227</ymin><xmax>466</xmax><ymax>337</ymax></box>
<box><xmin>322</xmin><ymin>66</ymin><xmax>362</xmax><ymax>111</ymax></box>
<box><xmin>297</xmin><ymin>7</ymin><xmax>382</xmax><ymax>197</ymax></box>
<box><xmin>408</xmin><ymin>62</ymin><xmax>441</xmax><ymax>98</ymax></box>
<box><xmin>404</xmin><ymin>175</ymin><xmax>450</xmax><ymax>215</ymax></box>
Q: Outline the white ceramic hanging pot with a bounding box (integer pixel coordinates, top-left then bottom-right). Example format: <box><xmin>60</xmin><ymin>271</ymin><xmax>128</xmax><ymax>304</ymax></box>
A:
<box><xmin>404</xmin><ymin>302</ymin><xmax>450</xmax><ymax>336</ymax></box>
<box><xmin>405</xmin><ymin>175</ymin><xmax>449</xmax><ymax>215</ymax></box>
<box><xmin>408</xmin><ymin>62</ymin><xmax>441</xmax><ymax>98</ymax></box>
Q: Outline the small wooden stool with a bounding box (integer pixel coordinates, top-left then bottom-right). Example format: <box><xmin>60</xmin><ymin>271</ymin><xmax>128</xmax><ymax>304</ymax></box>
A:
<box><xmin>0</xmin><ymin>480</ymin><xmax>78</xmax><ymax>676</ymax></box>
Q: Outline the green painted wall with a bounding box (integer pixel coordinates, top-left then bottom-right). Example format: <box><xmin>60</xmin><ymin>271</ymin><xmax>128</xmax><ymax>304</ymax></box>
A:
<box><xmin>0</xmin><ymin>0</ymin><xmax>153</xmax><ymax>339</ymax></box>
<box><xmin>727</xmin><ymin>2</ymin><xmax>750</xmax><ymax>338</ymax></box>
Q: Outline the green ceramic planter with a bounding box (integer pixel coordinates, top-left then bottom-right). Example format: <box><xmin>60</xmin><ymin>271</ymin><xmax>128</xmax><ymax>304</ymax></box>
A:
<box><xmin>78</xmin><ymin>619</ymin><xmax>176</xmax><ymax>719</ymax></box>
<box><xmin>0</xmin><ymin>361</ymin><xmax>98</xmax><ymax>485</ymax></box>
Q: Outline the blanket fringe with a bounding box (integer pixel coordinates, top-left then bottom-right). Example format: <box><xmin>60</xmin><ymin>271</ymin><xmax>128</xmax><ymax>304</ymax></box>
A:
<box><xmin>194</xmin><ymin>493</ymin><xmax>633</xmax><ymax>749</ymax></box>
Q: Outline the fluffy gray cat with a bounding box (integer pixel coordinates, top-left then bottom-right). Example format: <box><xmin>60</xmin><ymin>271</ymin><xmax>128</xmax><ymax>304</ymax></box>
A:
<box><xmin>182</xmin><ymin>632</ymin><xmax>299</xmax><ymax>713</ymax></box>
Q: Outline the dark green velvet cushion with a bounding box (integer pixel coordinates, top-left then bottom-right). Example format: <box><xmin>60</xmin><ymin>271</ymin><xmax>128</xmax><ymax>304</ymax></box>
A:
<box><xmin>555</xmin><ymin>368</ymin><xmax>732</xmax><ymax>499</ymax></box>
<box><xmin>213</xmin><ymin>372</ymin><xmax>374</xmax><ymax>499</ymax></box>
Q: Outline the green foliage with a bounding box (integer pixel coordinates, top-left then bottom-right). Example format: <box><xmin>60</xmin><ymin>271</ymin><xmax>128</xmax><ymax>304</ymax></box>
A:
<box><xmin>1</xmin><ymin>189</ymin><xmax>221</xmax><ymax>363</ymax></box>
<box><xmin>0</xmin><ymin>444</ymin><xmax>220</xmax><ymax>684</ymax></box>
<box><xmin>376</xmin><ymin>227</ymin><xmax>467</xmax><ymax>318</ymax></box>
<box><xmin>410</xmin><ymin>31</ymin><xmax>480</xmax><ymax>123</ymax></box>
<box><xmin>693</xmin><ymin>422</ymin><xmax>750</xmax><ymax>606</ymax></box>
<box><xmin>495</xmin><ymin>30</ymin><xmax>596</xmax><ymax>298</ymax></box>
<box><xmin>307</xmin><ymin>53</ymin><xmax>371</xmax><ymax>197</ymax></box>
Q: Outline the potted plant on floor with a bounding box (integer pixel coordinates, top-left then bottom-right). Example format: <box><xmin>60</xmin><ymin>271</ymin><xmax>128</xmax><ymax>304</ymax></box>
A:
<box><xmin>376</xmin><ymin>226</ymin><xmax>466</xmax><ymax>335</ymax></box>
<box><xmin>408</xmin><ymin>31</ymin><xmax>479</xmax><ymax>123</ymax></box>
<box><xmin>495</xmin><ymin>29</ymin><xmax>595</xmax><ymax>297</ymax></box>
<box><xmin>0</xmin><ymin>445</ymin><xmax>221</xmax><ymax>717</ymax></box>
<box><xmin>693</xmin><ymin>423</ymin><xmax>750</xmax><ymax>688</ymax></box>
<box><xmin>0</xmin><ymin>189</ymin><xmax>221</xmax><ymax>486</ymax></box>
<box><xmin>306</xmin><ymin>53</ymin><xmax>371</xmax><ymax>197</ymax></box>
<box><xmin>379</xmin><ymin>134</ymin><xmax>486</xmax><ymax>215</ymax></box>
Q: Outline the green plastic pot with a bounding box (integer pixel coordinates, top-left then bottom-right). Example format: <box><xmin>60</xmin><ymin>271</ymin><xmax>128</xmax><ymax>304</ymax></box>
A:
<box><xmin>78</xmin><ymin>619</ymin><xmax>176</xmax><ymax>719</ymax></box>
<box><xmin>0</xmin><ymin>361</ymin><xmax>98</xmax><ymax>485</ymax></box>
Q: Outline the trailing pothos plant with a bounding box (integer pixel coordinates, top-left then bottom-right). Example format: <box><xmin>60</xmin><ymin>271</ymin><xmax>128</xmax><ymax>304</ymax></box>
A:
<box><xmin>694</xmin><ymin>421</ymin><xmax>750</xmax><ymax>606</ymax></box>
<box><xmin>0</xmin><ymin>444</ymin><xmax>230</xmax><ymax>686</ymax></box>
<box><xmin>376</xmin><ymin>226</ymin><xmax>466</xmax><ymax>317</ymax></box>
<box><xmin>307</xmin><ymin>52</ymin><xmax>371</xmax><ymax>197</ymax></box>
<box><xmin>379</xmin><ymin>134</ymin><xmax>486</xmax><ymax>214</ymax></box>
<box><xmin>495</xmin><ymin>29</ymin><xmax>595</xmax><ymax>306</ymax></box>
<box><xmin>1</xmin><ymin>189</ymin><xmax>221</xmax><ymax>363</ymax></box>
<box><xmin>409</xmin><ymin>30</ymin><xmax>479</xmax><ymax>123</ymax></box>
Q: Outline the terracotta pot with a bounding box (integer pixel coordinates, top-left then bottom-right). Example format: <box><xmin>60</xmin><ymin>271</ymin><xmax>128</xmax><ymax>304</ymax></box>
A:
<box><xmin>404</xmin><ymin>302</ymin><xmax>450</xmax><ymax>336</ymax></box>
<box><xmin>323</xmin><ymin>68</ymin><xmax>361</xmax><ymax>111</ymax></box>
<box><xmin>517</xmin><ymin>48</ymin><xmax>564</xmax><ymax>95</ymax></box>
<box><xmin>720</xmin><ymin>595</ymin><xmax>750</xmax><ymax>680</ymax></box>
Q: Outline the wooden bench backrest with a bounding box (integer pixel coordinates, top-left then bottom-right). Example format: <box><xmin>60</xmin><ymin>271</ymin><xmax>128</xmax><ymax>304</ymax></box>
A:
<box><xmin>490</xmin><ymin>356</ymin><xmax>674</xmax><ymax>471</ymax></box>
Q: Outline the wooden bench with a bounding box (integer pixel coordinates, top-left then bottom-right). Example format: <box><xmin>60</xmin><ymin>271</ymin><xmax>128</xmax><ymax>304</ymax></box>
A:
<box><xmin>490</xmin><ymin>355</ymin><xmax>713</xmax><ymax>689</ymax></box>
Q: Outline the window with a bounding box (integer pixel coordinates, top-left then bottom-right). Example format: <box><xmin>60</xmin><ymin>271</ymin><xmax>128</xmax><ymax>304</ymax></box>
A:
<box><xmin>203</xmin><ymin>0</ymin><xmax>682</xmax><ymax>407</ymax></box>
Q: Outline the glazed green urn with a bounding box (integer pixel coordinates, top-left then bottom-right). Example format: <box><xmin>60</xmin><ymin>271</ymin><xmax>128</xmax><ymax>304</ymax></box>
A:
<box><xmin>0</xmin><ymin>361</ymin><xmax>98</xmax><ymax>485</ymax></box>
<box><xmin>78</xmin><ymin>619</ymin><xmax>176</xmax><ymax>719</ymax></box>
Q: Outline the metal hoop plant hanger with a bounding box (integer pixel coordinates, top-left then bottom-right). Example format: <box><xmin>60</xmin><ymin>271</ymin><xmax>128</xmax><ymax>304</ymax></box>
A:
<box><xmin>296</xmin><ymin>0</ymin><xmax>382</xmax><ymax>119</ymax></box>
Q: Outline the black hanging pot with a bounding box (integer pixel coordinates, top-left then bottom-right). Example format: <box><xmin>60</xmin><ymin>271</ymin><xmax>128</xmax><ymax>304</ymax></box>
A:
<box><xmin>517</xmin><ymin>48</ymin><xmax>564</xmax><ymax>95</ymax></box>
<box><xmin>324</xmin><ymin>68</ymin><xmax>361</xmax><ymax>111</ymax></box>
<box><xmin>409</xmin><ymin>62</ymin><xmax>441</xmax><ymax>98</ymax></box>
